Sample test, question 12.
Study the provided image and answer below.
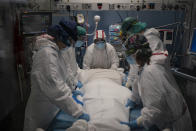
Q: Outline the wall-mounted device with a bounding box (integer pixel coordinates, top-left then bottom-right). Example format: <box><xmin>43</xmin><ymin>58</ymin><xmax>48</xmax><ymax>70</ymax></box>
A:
<box><xmin>76</xmin><ymin>13</ymin><xmax>85</xmax><ymax>24</ymax></box>
<box><xmin>188</xmin><ymin>28</ymin><xmax>196</xmax><ymax>55</ymax></box>
<box><xmin>158</xmin><ymin>29</ymin><xmax>173</xmax><ymax>44</ymax></box>
<box><xmin>53</xmin><ymin>0</ymin><xmax>187</xmax><ymax>11</ymax></box>
<box><xmin>20</xmin><ymin>12</ymin><xmax>52</xmax><ymax>36</ymax></box>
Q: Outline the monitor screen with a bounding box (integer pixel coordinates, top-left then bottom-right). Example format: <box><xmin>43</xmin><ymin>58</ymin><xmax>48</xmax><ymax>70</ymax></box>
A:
<box><xmin>21</xmin><ymin>12</ymin><xmax>52</xmax><ymax>35</ymax></box>
<box><xmin>190</xmin><ymin>28</ymin><xmax>196</xmax><ymax>53</ymax></box>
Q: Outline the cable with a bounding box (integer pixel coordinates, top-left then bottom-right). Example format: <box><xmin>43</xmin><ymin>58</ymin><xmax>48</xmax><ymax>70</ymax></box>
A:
<box><xmin>86</xmin><ymin>15</ymin><xmax>100</xmax><ymax>36</ymax></box>
<box><xmin>154</xmin><ymin>22</ymin><xmax>181</xmax><ymax>29</ymax></box>
<box><xmin>86</xmin><ymin>23</ymin><xmax>98</xmax><ymax>36</ymax></box>
<box><xmin>116</xmin><ymin>11</ymin><xmax>123</xmax><ymax>22</ymax></box>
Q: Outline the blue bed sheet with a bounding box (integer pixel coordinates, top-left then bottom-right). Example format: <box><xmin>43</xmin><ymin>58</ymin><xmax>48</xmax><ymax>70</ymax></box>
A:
<box><xmin>47</xmin><ymin>105</ymin><xmax>159</xmax><ymax>131</ymax></box>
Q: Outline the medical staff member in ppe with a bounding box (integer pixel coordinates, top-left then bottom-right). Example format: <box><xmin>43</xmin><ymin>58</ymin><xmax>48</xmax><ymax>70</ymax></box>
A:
<box><xmin>24</xmin><ymin>24</ymin><xmax>89</xmax><ymax>131</ymax></box>
<box><xmin>83</xmin><ymin>30</ymin><xmax>119</xmax><ymax>69</ymax></box>
<box><xmin>59</xmin><ymin>20</ymin><xmax>86</xmax><ymax>90</ymax></box>
<box><xmin>144</xmin><ymin>28</ymin><xmax>170</xmax><ymax>69</ymax></box>
<box><xmin>120</xmin><ymin>37</ymin><xmax>193</xmax><ymax>131</ymax></box>
<box><xmin>120</xmin><ymin>17</ymin><xmax>147</xmax><ymax>89</ymax></box>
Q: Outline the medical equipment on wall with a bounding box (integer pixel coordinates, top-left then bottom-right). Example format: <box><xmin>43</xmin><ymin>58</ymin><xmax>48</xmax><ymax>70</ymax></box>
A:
<box><xmin>18</xmin><ymin>12</ymin><xmax>52</xmax><ymax>103</ymax></box>
<box><xmin>157</xmin><ymin>29</ymin><xmax>173</xmax><ymax>45</ymax></box>
<box><xmin>20</xmin><ymin>12</ymin><xmax>52</xmax><ymax>71</ymax></box>
<box><xmin>20</xmin><ymin>12</ymin><xmax>52</xmax><ymax>35</ymax></box>
<box><xmin>188</xmin><ymin>28</ymin><xmax>196</xmax><ymax>55</ymax></box>
<box><xmin>109</xmin><ymin>24</ymin><xmax>122</xmax><ymax>45</ymax></box>
<box><xmin>76</xmin><ymin>13</ymin><xmax>85</xmax><ymax>24</ymax></box>
<box><xmin>171</xmin><ymin>28</ymin><xmax>196</xmax><ymax>82</ymax></box>
<box><xmin>55</xmin><ymin>0</ymin><xmax>187</xmax><ymax>11</ymax></box>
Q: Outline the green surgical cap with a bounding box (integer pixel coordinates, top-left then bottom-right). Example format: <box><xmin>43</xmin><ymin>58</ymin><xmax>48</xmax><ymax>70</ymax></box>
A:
<box><xmin>121</xmin><ymin>17</ymin><xmax>137</xmax><ymax>34</ymax></box>
<box><xmin>77</xmin><ymin>26</ymin><xmax>86</xmax><ymax>36</ymax></box>
<box><xmin>121</xmin><ymin>17</ymin><xmax>147</xmax><ymax>36</ymax></box>
<box><xmin>127</xmin><ymin>22</ymin><xmax>147</xmax><ymax>35</ymax></box>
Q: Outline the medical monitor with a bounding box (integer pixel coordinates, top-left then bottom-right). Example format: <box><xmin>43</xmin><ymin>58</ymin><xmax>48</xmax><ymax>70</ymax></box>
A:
<box><xmin>20</xmin><ymin>12</ymin><xmax>52</xmax><ymax>35</ymax></box>
<box><xmin>189</xmin><ymin>28</ymin><xmax>196</xmax><ymax>55</ymax></box>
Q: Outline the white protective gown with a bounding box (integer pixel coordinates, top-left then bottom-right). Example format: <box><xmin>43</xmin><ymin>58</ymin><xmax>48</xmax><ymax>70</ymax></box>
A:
<box><xmin>60</xmin><ymin>46</ymin><xmax>81</xmax><ymax>90</ymax></box>
<box><xmin>128</xmin><ymin>28</ymin><xmax>193</xmax><ymax>130</ymax></box>
<box><xmin>128</xmin><ymin>28</ymin><xmax>170</xmax><ymax>100</ymax></box>
<box><xmin>83</xmin><ymin>43</ymin><xmax>119</xmax><ymax>70</ymax></box>
<box><xmin>137</xmin><ymin>59</ymin><xmax>192</xmax><ymax>131</ymax></box>
<box><xmin>24</xmin><ymin>38</ymin><xmax>83</xmax><ymax>131</ymax></box>
<box><xmin>126</xmin><ymin>64</ymin><xmax>139</xmax><ymax>88</ymax></box>
<box><xmin>127</xmin><ymin>28</ymin><xmax>169</xmax><ymax>89</ymax></box>
<box><xmin>144</xmin><ymin>28</ymin><xmax>170</xmax><ymax>69</ymax></box>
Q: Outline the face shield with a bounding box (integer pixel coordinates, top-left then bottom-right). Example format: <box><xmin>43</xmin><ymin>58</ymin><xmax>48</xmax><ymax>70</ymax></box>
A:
<box><xmin>122</xmin><ymin>33</ymin><xmax>148</xmax><ymax>56</ymax></box>
<box><xmin>93</xmin><ymin>30</ymin><xmax>107</xmax><ymax>50</ymax></box>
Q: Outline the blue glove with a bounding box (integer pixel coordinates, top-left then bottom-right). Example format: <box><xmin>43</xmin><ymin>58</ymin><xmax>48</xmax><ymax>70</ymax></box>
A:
<box><xmin>72</xmin><ymin>90</ymin><xmax>84</xmax><ymax>97</ymax></box>
<box><xmin>126</xmin><ymin>99</ymin><xmax>136</xmax><ymax>109</ymax></box>
<box><xmin>120</xmin><ymin>119</ymin><xmax>141</xmax><ymax>129</ymax></box>
<box><xmin>72</xmin><ymin>90</ymin><xmax>83</xmax><ymax>106</ymax></box>
<box><xmin>78</xmin><ymin>113</ymin><xmax>90</xmax><ymax>122</ymax></box>
<box><xmin>122</xmin><ymin>76</ymin><xmax>128</xmax><ymax>86</ymax></box>
<box><xmin>76</xmin><ymin>81</ymin><xmax>83</xmax><ymax>89</ymax></box>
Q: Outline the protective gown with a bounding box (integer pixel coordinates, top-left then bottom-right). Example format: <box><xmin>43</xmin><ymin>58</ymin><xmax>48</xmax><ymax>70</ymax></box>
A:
<box><xmin>24</xmin><ymin>37</ymin><xmax>83</xmax><ymax>131</ymax></box>
<box><xmin>137</xmin><ymin>58</ymin><xmax>192</xmax><ymax>131</ymax></box>
<box><xmin>126</xmin><ymin>28</ymin><xmax>169</xmax><ymax>89</ymax></box>
<box><xmin>60</xmin><ymin>46</ymin><xmax>81</xmax><ymax>90</ymax></box>
<box><xmin>83</xmin><ymin>43</ymin><xmax>119</xmax><ymax>70</ymax></box>
<box><xmin>128</xmin><ymin>28</ymin><xmax>193</xmax><ymax>130</ymax></box>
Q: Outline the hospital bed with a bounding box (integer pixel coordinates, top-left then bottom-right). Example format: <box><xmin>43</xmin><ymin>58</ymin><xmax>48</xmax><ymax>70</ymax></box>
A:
<box><xmin>46</xmin><ymin>69</ymin><xmax>147</xmax><ymax>131</ymax></box>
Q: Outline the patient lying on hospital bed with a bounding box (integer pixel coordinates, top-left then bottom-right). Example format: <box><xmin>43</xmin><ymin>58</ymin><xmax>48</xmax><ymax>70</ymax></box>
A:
<box><xmin>70</xmin><ymin>69</ymin><xmax>132</xmax><ymax>131</ymax></box>
<box><xmin>47</xmin><ymin>69</ymin><xmax>133</xmax><ymax>131</ymax></box>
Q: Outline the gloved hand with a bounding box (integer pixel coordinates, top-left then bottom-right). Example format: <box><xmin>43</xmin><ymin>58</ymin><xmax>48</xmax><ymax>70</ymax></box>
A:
<box><xmin>78</xmin><ymin>113</ymin><xmax>90</xmax><ymax>122</ymax></box>
<box><xmin>72</xmin><ymin>90</ymin><xmax>83</xmax><ymax>106</ymax></box>
<box><xmin>122</xmin><ymin>76</ymin><xmax>128</xmax><ymax>86</ymax></box>
<box><xmin>126</xmin><ymin>99</ymin><xmax>136</xmax><ymax>109</ymax></box>
<box><xmin>72</xmin><ymin>90</ymin><xmax>84</xmax><ymax>97</ymax></box>
<box><xmin>120</xmin><ymin>118</ymin><xmax>143</xmax><ymax>129</ymax></box>
<box><xmin>76</xmin><ymin>81</ymin><xmax>83</xmax><ymax>89</ymax></box>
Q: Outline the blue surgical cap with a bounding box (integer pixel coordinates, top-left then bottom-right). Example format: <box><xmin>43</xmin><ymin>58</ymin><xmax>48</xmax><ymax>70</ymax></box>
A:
<box><xmin>47</xmin><ymin>25</ymin><xmax>70</xmax><ymax>46</ymax></box>
<box><xmin>59</xmin><ymin>19</ymin><xmax>78</xmax><ymax>41</ymax></box>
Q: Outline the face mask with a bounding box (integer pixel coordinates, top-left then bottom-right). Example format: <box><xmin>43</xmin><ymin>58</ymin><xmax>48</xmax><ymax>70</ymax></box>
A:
<box><xmin>75</xmin><ymin>40</ymin><xmax>84</xmax><ymax>47</ymax></box>
<box><xmin>123</xmin><ymin>34</ymin><xmax>148</xmax><ymax>56</ymax></box>
<box><xmin>95</xmin><ymin>41</ymin><xmax>105</xmax><ymax>49</ymax></box>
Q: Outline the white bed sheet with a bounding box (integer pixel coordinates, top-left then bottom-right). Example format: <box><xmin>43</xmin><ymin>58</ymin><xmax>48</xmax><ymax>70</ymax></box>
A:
<box><xmin>78</xmin><ymin>69</ymin><xmax>132</xmax><ymax>131</ymax></box>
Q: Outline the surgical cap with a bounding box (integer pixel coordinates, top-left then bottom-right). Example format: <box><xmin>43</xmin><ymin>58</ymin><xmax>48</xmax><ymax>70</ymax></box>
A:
<box><xmin>93</xmin><ymin>30</ymin><xmax>106</xmax><ymax>41</ymax></box>
<box><xmin>47</xmin><ymin>25</ymin><xmax>70</xmax><ymax>46</ymax></box>
<box><xmin>59</xmin><ymin>19</ymin><xmax>78</xmax><ymax>41</ymax></box>
<box><xmin>121</xmin><ymin>17</ymin><xmax>147</xmax><ymax>36</ymax></box>
<box><xmin>121</xmin><ymin>17</ymin><xmax>137</xmax><ymax>34</ymax></box>
<box><xmin>144</xmin><ymin>28</ymin><xmax>166</xmax><ymax>52</ymax></box>
<box><xmin>77</xmin><ymin>26</ymin><xmax>86</xmax><ymax>36</ymax></box>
